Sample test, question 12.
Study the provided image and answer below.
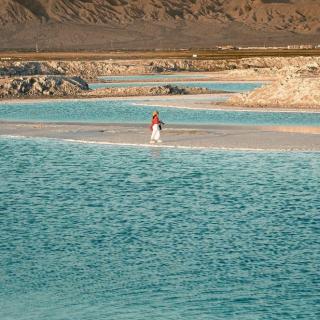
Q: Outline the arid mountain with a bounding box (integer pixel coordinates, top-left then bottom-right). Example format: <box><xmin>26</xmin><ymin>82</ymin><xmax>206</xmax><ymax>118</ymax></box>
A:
<box><xmin>1</xmin><ymin>0</ymin><xmax>320</xmax><ymax>50</ymax></box>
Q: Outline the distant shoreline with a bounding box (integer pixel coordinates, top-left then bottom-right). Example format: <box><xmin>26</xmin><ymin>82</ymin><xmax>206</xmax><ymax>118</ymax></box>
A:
<box><xmin>1</xmin><ymin>49</ymin><xmax>320</xmax><ymax>61</ymax></box>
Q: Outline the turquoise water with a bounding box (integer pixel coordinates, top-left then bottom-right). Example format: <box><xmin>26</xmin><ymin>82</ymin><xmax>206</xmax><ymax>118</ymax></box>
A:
<box><xmin>99</xmin><ymin>74</ymin><xmax>207</xmax><ymax>81</ymax></box>
<box><xmin>0</xmin><ymin>99</ymin><xmax>320</xmax><ymax>127</ymax></box>
<box><xmin>0</xmin><ymin>137</ymin><xmax>319</xmax><ymax>320</ymax></box>
<box><xmin>90</xmin><ymin>81</ymin><xmax>263</xmax><ymax>92</ymax></box>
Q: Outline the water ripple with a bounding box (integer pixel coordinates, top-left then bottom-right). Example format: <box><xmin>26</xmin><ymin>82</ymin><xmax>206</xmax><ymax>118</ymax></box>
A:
<box><xmin>0</xmin><ymin>138</ymin><xmax>319</xmax><ymax>320</ymax></box>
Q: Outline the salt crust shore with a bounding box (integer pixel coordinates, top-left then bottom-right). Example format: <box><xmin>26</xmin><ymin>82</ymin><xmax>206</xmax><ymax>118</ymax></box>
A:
<box><xmin>0</xmin><ymin>68</ymin><xmax>319</xmax><ymax>110</ymax></box>
<box><xmin>1</xmin><ymin>122</ymin><xmax>319</xmax><ymax>152</ymax></box>
<box><xmin>132</xmin><ymin>100</ymin><xmax>320</xmax><ymax>113</ymax></box>
<box><xmin>228</xmin><ymin>76</ymin><xmax>320</xmax><ymax>109</ymax></box>
<box><xmin>1</xmin><ymin>57</ymin><xmax>320</xmax><ymax>109</ymax></box>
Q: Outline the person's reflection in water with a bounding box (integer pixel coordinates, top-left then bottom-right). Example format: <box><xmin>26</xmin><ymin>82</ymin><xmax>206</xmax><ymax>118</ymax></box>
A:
<box><xmin>150</xmin><ymin>148</ymin><xmax>161</xmax><ymax>159</ymax></box>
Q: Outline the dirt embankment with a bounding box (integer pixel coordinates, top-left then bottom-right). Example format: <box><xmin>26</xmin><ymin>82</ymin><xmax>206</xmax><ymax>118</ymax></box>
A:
<box><xmin>228</xmin><ymin>75</ymin><xmax>320</xmax><ymax>109</ymax></box>
<box><xmin>1</xmin><ymin>57</ymin><xmax>320</xmax><ymax>80</ymax></box>
<box><xmin>227</xmin><ymin>61</ymin><xmax>320</xmax><ymax>109</ymax></box>
<box><xmin>83</xmin><ymin>85</ymin><xmax>216</xmax><ymax>98</ymax></box>
<box><xmin>0</xmin><ymin>61</ymin><xmax>155</xmax><ymax>79</ymax></box>
<box><xmin>0</xmin><ymin>76</ymin><xmax>88</xmax><ymax>98</ymax></box>
<box><xmin>0</xmin><ymin>76</ymin><xmax>214</xmax><ymax>99</ymax></box>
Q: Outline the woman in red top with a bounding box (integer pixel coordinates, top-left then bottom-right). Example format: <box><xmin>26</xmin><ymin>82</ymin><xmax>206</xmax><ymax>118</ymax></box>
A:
<box><xmin>150</xmin><ymin>111</ymin><xmax>163</xmax><ymax>143</ymax></box>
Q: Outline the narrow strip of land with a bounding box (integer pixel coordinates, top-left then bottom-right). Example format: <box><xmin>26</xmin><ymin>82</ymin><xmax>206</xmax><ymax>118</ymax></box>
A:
<box><xmin>1</xmin><ymin>121</ymin><xmax>319</xmax><ymax>152</ymax></box>
<box><xmin>1</xmin><ymin>49</ymin><xmax>320</xmax><ymax>61</ymax></box>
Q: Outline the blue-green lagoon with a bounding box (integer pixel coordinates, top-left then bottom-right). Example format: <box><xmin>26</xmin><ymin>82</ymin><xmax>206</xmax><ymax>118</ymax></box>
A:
<box><xmin>90</xmin><ymin>81</ymin><xmax>264</xmax><ymax>92</ymax></box>
<box><xmin>99</xmin><ymin>74</ymin><xmax>208</xmax><ymax>81</ymax></box>
<box><xmin>1</xmin><ymin>99</ymin><xmax>320</xmax><ymax>127</ymax></box>
<box><xmin>0</xmin><ymin>137</ymin><xmax>319</xmax><ymax>320</ymax></box>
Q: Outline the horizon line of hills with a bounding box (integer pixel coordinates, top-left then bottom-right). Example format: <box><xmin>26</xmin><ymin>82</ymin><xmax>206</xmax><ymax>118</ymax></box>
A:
<box><xmin>1</xmin><ymin>0</ymin><xmax>320</xmax><ymax>50</ymax></box>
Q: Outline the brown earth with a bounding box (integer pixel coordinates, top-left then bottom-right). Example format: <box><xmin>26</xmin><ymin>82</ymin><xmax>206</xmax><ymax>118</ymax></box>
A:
<box><xmin>1</xmin><ymin>0</ymin><xmax>320</xmax><ymax>50</ymax></box>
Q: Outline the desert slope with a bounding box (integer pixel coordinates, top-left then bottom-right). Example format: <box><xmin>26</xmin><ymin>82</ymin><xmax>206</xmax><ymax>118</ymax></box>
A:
<box><xmin>2</xmin><ymin>0</ymin><xmax>320</xmax><ymax>33</ymax></box>
<box><xmin>1</xmin><ymin>0</ymin><xmax>320</xmax><ymax>50</ymax></box>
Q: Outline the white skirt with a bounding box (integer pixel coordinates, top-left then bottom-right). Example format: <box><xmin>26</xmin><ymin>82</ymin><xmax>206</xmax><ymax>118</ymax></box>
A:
<box><xmin>150</xmin><ymin>124</ymin><xmax>160</xmax><ymax>141</ymax></box>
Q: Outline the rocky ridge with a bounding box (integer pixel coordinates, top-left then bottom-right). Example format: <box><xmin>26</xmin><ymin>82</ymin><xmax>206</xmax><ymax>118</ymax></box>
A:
<box><xmin>0</xmin><ymin>60</ymin><xmax>155</xmax><ymax>79</ymax></box>
<box><xmin>1</xmin><ymin>56</ymin><xmax>320</xmax><ymax>79</ymax></box>
<box><xmin>228</xmin><ymin>72</ymin><xmax>320</xmax><ymax>109</ymax></box>
<box><xmin>83</xmin><ymin>85</ymin><xmax>216</xmax><ymax>98</ymax></box>
<box><xmin>0</xmin><ymin>76</ymin><xmax>214</xmax><ymax>99</ymax></box>
<box><xmin>0</xmin><ymin>76</ymin><xmax>89</xmax><ymax>98</ymax></box>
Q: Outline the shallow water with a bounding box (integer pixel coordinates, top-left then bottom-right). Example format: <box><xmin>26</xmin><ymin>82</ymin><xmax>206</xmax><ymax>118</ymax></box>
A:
<box><xmin>0</xmin><ymin>99</ymin><xmax>320</xmax><ymax>127</ymax></box>
<box><xmin>99</xmin><ymin>74</ymin><xmax>207</xmax><ymax>81</ymax></box>
<box><xmin>90</xmin><ymin>81</ymin><xmax>263</xmax><ymax>92</ymax></box>
<box><xmin>0</xmin><ymin>137</ymin><xmax>319</xmax><ymax>320</ymax></box>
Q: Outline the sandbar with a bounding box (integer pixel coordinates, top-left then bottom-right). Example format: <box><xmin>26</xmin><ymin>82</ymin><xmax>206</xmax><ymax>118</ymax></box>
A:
<box><xmin>1</xmin><ymin>121</ymin><xmax>319</xmax><ymax>152</ymax></box>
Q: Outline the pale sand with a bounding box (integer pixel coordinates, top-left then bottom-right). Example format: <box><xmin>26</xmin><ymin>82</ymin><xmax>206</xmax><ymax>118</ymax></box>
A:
<box><xmin>1</xmin><ymin>121</ymin><xmax>319</xmax><ymax>152</ymax></box>
<box><xmin>132</xmin><ymin>97</ymin><xmax>320</xmax><ymax>113</ymax></box>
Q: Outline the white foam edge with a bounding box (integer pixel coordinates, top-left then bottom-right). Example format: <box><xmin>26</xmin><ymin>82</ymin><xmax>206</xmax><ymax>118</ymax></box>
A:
<box><xmin>1</xmin><ymin>134</ymin><xmax>319</xmax><ymax>153</ymax></box>
<box><xmin>131</xmin><ymin>102</ymin><xmax>320</xmax><ymax>114</ymax></box>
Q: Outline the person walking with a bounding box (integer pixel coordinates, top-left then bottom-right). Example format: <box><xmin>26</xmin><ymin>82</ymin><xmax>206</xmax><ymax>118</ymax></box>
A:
<box><xmin>150</xmin><ymin>111</ymin><xmax>164</xmax><ymax>144</ymax></box>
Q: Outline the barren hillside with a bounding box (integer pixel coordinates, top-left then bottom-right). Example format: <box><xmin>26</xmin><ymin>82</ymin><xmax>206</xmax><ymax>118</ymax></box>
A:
<box><xmin>1</xmin><ymin>0</ymin><xmax>320</xmax><ymax>50</ymax></box>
